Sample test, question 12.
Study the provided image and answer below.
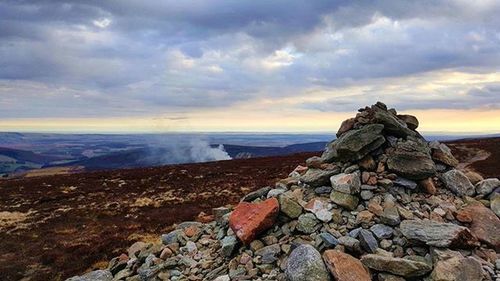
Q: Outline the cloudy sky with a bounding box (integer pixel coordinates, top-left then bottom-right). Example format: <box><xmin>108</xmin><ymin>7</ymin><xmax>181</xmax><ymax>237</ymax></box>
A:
<box><xmin>1</xmin><ymin>0</ymin><xmax>500</xmax><ymax>133</ymax></box>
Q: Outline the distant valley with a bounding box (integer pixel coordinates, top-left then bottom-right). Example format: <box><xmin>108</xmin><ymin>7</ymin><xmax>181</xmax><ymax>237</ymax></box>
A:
<box><xmin>1</xmin><ymin>132</ymin><xmax>499</xmax><ymax>177</ymax></box>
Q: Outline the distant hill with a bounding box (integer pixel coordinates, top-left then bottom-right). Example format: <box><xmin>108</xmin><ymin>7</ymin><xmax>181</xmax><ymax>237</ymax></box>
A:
<box><xmin>223</xmin><ymin>142</ymin><xmax>327</xmax><ymax>158</ymax></box>
<box><xmin>48</xmin><ymin>142</ymin><xmax>328</xmax><ymax>171</ymax></box>
<box><xmin>0</xmin><ymin>147</ymin><xmax>61</xmax><ymax>164</ymax></box>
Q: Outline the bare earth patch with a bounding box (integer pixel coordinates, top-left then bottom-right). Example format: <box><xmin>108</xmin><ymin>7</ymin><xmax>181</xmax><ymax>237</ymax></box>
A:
<box><xmin>0</xmin><ymin>211</ymin><xmax>31</xmax><ymax>230</ymax></box>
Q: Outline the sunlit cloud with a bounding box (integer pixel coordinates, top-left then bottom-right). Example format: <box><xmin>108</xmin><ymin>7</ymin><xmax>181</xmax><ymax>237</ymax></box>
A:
<box><xmin>0</xmin><ymin>1</ymin><xmax>499</xmax><ymax>132</ymax></box>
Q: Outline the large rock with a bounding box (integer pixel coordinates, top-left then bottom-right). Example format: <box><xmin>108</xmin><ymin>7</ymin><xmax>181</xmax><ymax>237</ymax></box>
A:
<box><xmin>330</xmin><ymin>172</ymin><xmax>361</xmax><ymax>194</ymax></box>
<box><xmin>400</xmin><ymin>220</ymin><xmax>478</xmax><ymax>248</ymax></box>
<box><xmin>66</xmin><ymin>270</ymin><xmax>113</xmax><ymax>281</ymax></box>
<box><xmin>456</xmin><ymin>203</ymin><xmax>500</xmax><ymax>250</ymax></box>
<box><xmin>229</xmin><ymin>198</ymin><xmax>279</xmax><ymax>244</ymax></box>
<box><xmin>441</xmin><ymin>169</ymin><xmax>475</xmax><ymax>196</ymax></box>
<box><xmin>372</xmin><ymin>107</ymin><xmax>415</xmax><ymax>138</ymax></box>
<box><xmin>285</xmin><ymin>244</ymin><xmax>330</xmax><ymax>281</ymax></box>
<box><xmin>322</xmin><ymin>124</ymin><xmax>385</xmax><ymax>163</ymax></box>
<box><xmin>429</xmin><ymin>249</ymin><xmax>484</xmax><ymax>281</ymax></box>
<box><xmin>492</xmin><ymin>193</ymin><xmax>500</xmax><ymax>218</ymax></box>
<box><xmin>322</xmin><ymin>250</ymin><xmax>370</xmax><ymax>281</ymax></box>
<box><xmin>300</xmin><ymin>168</ymin><xmax>340</xmax><ymax>187</ymax></box>
<box><xmin>361</xmin><ymin>254</ymin><xmax>431</xmax><ymax>277</ymax></box>
<box><xmin>475</xmin><ymin>178</ymin><xmax>500</xmax><ymax>196</ymax></box>
<box><xmin>387</xmin><ymin>139</ymin><xmax>436</xmax><ymax>180</ymax></box>
<box><xmin>430</xmin><ymin>141</ymin><xmax>459</xmax><ymax>167</ymax></box>
<box><xmin>397</xmin><ymin>114</ymin><xmax>419</xmax><ymax>130</ymax></box>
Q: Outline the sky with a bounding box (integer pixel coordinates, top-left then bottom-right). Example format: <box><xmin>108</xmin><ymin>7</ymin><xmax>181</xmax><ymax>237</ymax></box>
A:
<box><xmin>1</xmin><ymin>0</ymin><xmax>500</xmax><ymax>133</ymax></box>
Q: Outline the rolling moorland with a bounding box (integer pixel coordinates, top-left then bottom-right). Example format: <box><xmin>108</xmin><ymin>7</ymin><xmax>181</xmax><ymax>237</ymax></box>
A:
<box><xmin>0</xmin><ymin>134</ymin><xmax>498</xmax><ymax>280</ymax></box>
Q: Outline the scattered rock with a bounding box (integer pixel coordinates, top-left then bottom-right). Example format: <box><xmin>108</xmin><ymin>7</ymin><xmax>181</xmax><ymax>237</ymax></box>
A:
<box><xmin>285</xmin><ymin>244</ymin><xmax>330</xmax><ymax>281</ymax></box>
<box><xmin>337</xmin><ymin>118</ymin><xmax>356</xmax><ymax>137</ymax></box>
<box><xmin>304</xmin><ymin>198</ymin><xmax>332</xmax><ymax>222</ymax></box>
<box><xmin>66</xmin><ymin>270</ymin><xmax>113</xmax><ymax>281</ymax></box>
<box><xmin>279</xmin><ymin>195</ymin><xmax>303</xmax><ymax>219</ymax></box>
<box><xmin>475</xmin><ymin>178</ymin><xmax>500</xmax><ymax>196</ymax></box>
<box><xmin>213</xmin><ymin>207</ymin><xmax>231</xmax><ymax>225</ymax></box>
<box><xmin>255</xmin><ymin>244</ymin><xmax>281</xmax><ymax>264</ymax></box>
<box><xmin>464</xmin><ymin>170</ymin><xmax>484</xmax><ymax>185</ymax></box>
<box><xmin>380</xmin><ymin>207</ymin><xmax>400</xmax><ymax>226</ymax></box>
<box><xmin>400</xmin><ymin>220</ymin><xmax>478</xmax><ymax>248</ymax></box>
<box><xmin>297</xmin><ymin>213</ymin><xmax>320</xmax><ymax>234</ymax></box>
<box><xmin>457</xmin><ymin>203</ymin><xmax>500</xmax><ymax>250</ymax></box>
<box><xmin>300</xmin><ymin>168</ymin><xmax>340</xmax><ymax>187</ymax></box>
<box><xmin>323</xmin><ymin>250</ymin><xmax>371</xmax><ymax>281</ymax></box>
<box><xmin>491</xmin><ymin>194</ymin><xmax>500</xmax><ymax>218</ymax></box>
<box><xmin>330</xmin><ymin>172</ymin><xmax>361</xmax><ymax>194</ymax></box>
<box><xmin>358</xmin><ymin>155</ymin><xmax>376</xmax><ymax>171</ymax></box>
<box><xmin>441</xmin><ymin>169</ymin><xmax>475</xmax><ymax>197</ymax></box>
<box><xmin>387</xmin><ymin>139</ymin><xmax>436</xmax><ymax>180</ymax></box>
<box><xmin>418</xmin><ymin>178</ymin><xmax>436</xmax><ymax>195</ymax></box>
<box><xmin>322</xmin><ymin>124</ymin><xmax>385</xmax><ymax>162</ymax></box>
<box><xmin>241</xmin><ymin>186</ymin><xmax>272</xmax><ymax>202</ymax></box>
<box><xmin>393</xmin><ymin>177</ymin><xmax>417</xmax><ymax>190</ymax></box>
<box><xmin>221</xmin><ymin>236</ymin><xmax>238</xmax><ymax>257</ymax></box>
<box><xmin>359</xmin><ymin>229</ymin><xmax>378</xmax><ymax>253</ymax></box>
<box><xmin>370</xmin><ymin>224</ymin><xmax>394</xmax><ymax>239</ymax></box>
<box><xmin>430</xmin><ymin>141</ymin><xmax>459</xmax><ymax>167</ymax></box>
<box><xmin>330</xmin><ymin>191</ymin><xmax>359</xmax><ymax>211</ymax></box>
<box><xmin>319</xmin><ymin>233</ymin><xmax>339</xmax><ymax>248</ymax></box>
<box><xmin>361</xmin><ymin>254</ymin><xmax>432</xmax><ymax>277</ymax></box>
<box><xmin>229</xmin><ymin>198</ymin><xmax>279</xmax><ymax>244</ymax></box>
<box><xmin>372</xmin><ymin>108</ymin><xmax>415</xmax><ymax>138</ymax></box>
<box><xmin>430</xmin><ymin>249</ymin><xmax>484</xmax><ymax>281</ymax></box>
<box><xmin>397</xmin><ymin>114</ymin><xmax>419</xmax><ymax>130</ymax></box>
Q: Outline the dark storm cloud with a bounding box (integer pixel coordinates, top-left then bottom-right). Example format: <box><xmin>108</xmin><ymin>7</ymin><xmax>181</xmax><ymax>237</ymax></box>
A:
<box><xmin>1</xmin><ymin>0</ymin><xmax>500</xmax><ymax>118</ymax></box>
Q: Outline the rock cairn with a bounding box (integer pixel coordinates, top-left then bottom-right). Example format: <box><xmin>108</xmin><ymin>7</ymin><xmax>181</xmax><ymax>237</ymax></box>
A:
<box><xmin>68</xmin><ymin>102</ymin><xmax>500</xmax><ymax>281</ymax></box>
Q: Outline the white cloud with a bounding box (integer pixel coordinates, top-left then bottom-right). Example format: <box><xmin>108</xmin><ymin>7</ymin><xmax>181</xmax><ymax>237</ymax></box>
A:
<box><xmin>92</xmin><ymin>18</ymin><xmax>112</xmax><ymax>29</ymax></box>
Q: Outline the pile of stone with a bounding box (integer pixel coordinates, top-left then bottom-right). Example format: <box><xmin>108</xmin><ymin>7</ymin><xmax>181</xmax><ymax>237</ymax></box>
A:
<box><xmin>68</xmin><ymin>102</ymin><xmax>500</xmax><ymax>281</ymax></box>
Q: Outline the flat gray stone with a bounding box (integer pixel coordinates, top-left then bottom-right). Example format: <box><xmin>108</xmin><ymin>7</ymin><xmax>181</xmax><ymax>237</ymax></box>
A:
<box><xmin>361</xmin><ymin>254</ymin><xmax>431</xmax><ymax>277</ymax></box>
<box><xmin>441</xmin><ymin>169</ymin><xmax>475</xmax><ymax>197</ymax></box>
<box><xmin>400</xmin><ymin>220</ymin><xmax>478</xmax><ymax>248</ymax></box>
<box><xmin>285</xmin><ymin>244</ymin><xmax>330</xmax><ymax>281</ymax></box>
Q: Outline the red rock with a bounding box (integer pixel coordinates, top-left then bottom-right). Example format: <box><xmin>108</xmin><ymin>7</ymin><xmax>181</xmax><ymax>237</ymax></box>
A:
<box><xmin>184</xmin><ymin>225</ymin><xmax>200</xmax><ymax>237</ymax></box>
<box><xmin>229</xmin><ymin>198</ymin><xmax>279</xmax><ymax>244</ymax></box>
<box><xmin>367</xmin><ymin>176</ymin><xmax>378</xmax><ymax>186</ymax></box>
<box><xmin>457</xmin><ymin>203</ymin><xmax>500</xmax><ymax>251</ymax></box>
<box><xmin>323</xmin><ymin>250</ymin><xmax>371</xmax><ymax>281</ymax></box>
<box><xmin>455</xmin><ymin>211</ymin><xmax>473</xmax><ymax>223</ymax></box>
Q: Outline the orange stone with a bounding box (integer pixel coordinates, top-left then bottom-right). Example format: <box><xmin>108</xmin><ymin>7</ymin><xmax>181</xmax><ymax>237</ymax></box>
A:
<box><xmin>323</xmin><ymin>250</ymin><xmax>371</xmax><ymax>281</ymax></box>
<box><xmin>229</xmin><ymin>198</ymin><xmax>279</xmax><ymax>244</ymax></box>
<box><xmin>455</xmin><ymin>211</ymin><xmax>473</xmax><ymax>223</ymax></box>
<box><xmin>184</xmin><ymin>225</ymin><xmax>200</xmax><ymax>237</ymax></box>
<box><xmin>419</xmin><ymin>178</ymin><xmax>436</xmax><ymax>195</ymax></box>
<box><xmin>458</xmin><ymin>203</ymin><xmax>500</xmax><ymax>251</ymax></box>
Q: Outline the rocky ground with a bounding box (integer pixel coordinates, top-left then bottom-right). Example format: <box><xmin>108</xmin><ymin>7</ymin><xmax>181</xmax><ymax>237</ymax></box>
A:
<box><xmin>0</xmin><ymin>153</ymin><xmax>317</xmax><ymax>281</ymax></box>
<box><xmin>64</xmin><ymin>102</ymin><xmax>500</xmax><ymax>281</ymax></box>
